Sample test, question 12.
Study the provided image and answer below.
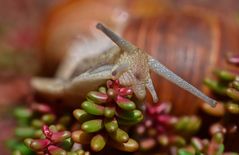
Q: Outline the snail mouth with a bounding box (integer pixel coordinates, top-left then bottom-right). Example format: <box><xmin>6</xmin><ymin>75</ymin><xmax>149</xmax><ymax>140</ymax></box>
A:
<box><xmin>134</xmin><ymin>72</ymin><xmax>143</xmax><ymax>81</ymax></box>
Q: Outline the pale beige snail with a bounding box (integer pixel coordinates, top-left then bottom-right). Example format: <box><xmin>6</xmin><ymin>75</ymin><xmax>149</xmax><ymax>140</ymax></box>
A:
<box><xmin>32</xmin><ymin>23</ymin><xmax>217</xmax><ymax>108</ymax></box>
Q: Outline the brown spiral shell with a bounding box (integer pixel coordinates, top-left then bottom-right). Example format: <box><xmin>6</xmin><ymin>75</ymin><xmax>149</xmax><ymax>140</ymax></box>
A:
<box><xmin>40</xmin><ymin>0</ymin><xmax>239</xmax><ymax>114</ymax></box>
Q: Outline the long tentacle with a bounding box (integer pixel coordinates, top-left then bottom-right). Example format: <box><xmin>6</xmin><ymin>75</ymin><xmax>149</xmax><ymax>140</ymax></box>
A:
<box><xmin>148</xmin><ymin>56</ymin><xmax>217</xmax><ymax>107</ymax></box>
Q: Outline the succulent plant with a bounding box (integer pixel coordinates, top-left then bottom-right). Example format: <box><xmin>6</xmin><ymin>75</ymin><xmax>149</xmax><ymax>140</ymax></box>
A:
<box><xmin>178</xmin><ymin>132</ymin><xmax>238</xmax><ymax>155</ymax></box>
<box><xmin>134</xmin><ymin>102</ymin><xmax>201</xmax><ymax>153</ymax></box>
<box><xmin>203</xmin><ymin>67</ymin><xmax>239</xmax><ymax>114</ymax></box>
<box><xmin>7</xmin><ymin>102</ymin><xmax>73</xmax><ymax>155</ymax></box>
<box><xmin>7</xmin><ymin>80</ymin><xmax>144</xmax><ymax>154</ymax></box>
<box><xmin>203</xmin><ymin>68</ymin><xmax>239</xmax><ymax>116</ymax></box>
<box><xmin>8</xmin><ymin>65</ymin><xmax>239</xmax><ymax>155</ymax></box>
<box><xmin>202</xmin><ymin>58</ymin><xmax>239</xmax><ymax>152</ymax></box>
<box><xmin>72</xmin><ymin>80</ymin><xmax>141</xmax><ymax>152</ymax></box>
<box><xmin>203</xmin><ymin>68</ymin><xmax>239</xmax><ymax>133</ymax></box>
<box><xmin>24</xmin><ymin>125</ymin><xmax>89</xmax><ymax>155</ymax></box>
<box><xmin>133</xmin><ymin>101</ymin><xmax>238</xmax><ymax>155</ymax></box>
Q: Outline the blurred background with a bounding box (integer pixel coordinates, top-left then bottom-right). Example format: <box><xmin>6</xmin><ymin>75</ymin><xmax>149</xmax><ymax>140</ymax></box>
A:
<box><xmin>1</xmin><ymin>0</ymin><xmax>239</xmax><ymax>154</ymax></box>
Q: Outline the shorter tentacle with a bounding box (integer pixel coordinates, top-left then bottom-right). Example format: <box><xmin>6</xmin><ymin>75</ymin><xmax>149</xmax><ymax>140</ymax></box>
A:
<box><xmin>146</xmin><ymin>76</ymin><xmax>159</xmax><ymax>103</ymax></box>
<box><xmin>112</xmin><ymin>63</ymin><xmax>129</xmax><ymax>80</ymax></box>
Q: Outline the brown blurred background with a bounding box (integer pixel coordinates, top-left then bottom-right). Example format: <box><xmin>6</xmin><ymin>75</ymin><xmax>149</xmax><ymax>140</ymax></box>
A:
<box><xmin>0</xmin><ymin>0</ymin><xmax>239</xmax><ymax>154</ymax></box>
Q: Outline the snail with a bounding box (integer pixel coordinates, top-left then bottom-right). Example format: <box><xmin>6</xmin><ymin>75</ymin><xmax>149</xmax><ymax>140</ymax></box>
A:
<box><xmin>32</xmin><ymin>23</ymin><xmax>216</xmax><ymax>107</ymax></box>
<box><xmin>38</xmin><ymin>0</ymin><xmax>239</xmax><ymax>114</ymax></box>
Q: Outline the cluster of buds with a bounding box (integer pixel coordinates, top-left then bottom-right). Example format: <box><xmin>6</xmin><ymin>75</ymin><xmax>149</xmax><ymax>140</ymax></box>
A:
<box><xmin>7</xmin><ymin>102</ymin><xmax>73</xmax><ymax>155</ymax></box>
<box><xmin>201</xmin><ymin>57</ymin><xmax>239</xmax><ymax>153</ymax></box>
<box><xmin>203</xmin><ymin>69</ymin><xmax>239</xmax><ymax>116</ymax></box>
<box><xmin>134</xmin><ymin>102</ymin><xmax>201</xmax><ymax>152</ymax></box>
<box><xmin>25</xmin><ymin>125</ymin><xmax>89</xmax><ymax>155</ymax></box>
<box><xmin>203</xmin><ymin>67</ymin><xmax>239</xmax><ymax>141</ymax></box>
<box><xmin>178</xmin><ymin>132</ymin><xmax>238</xmax><ymax>155</ymax></box>
<box><xmin>71</xmin><ymin>80</ymin><xmax>141</xmax><ymax>152</ymax></box>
